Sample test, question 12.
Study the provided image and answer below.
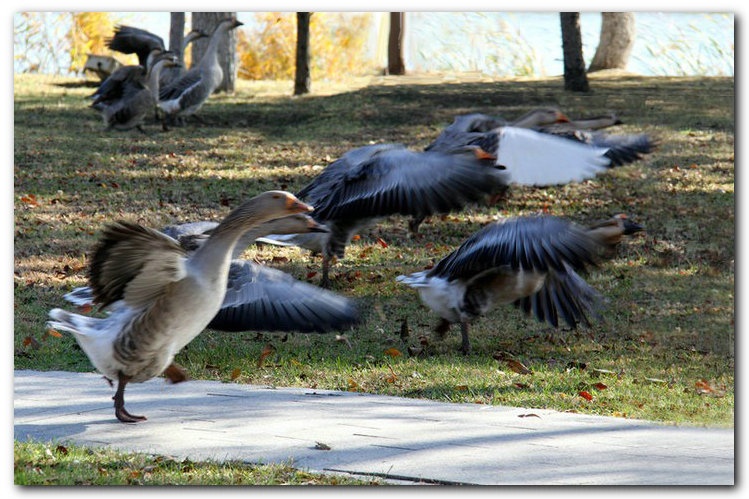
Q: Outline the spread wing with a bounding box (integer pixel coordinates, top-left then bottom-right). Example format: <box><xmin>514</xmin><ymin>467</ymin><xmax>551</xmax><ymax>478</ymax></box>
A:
<box><xmin>208</xmin><ymin>260</ymin><xmax>360</xmax><ymax>333</ymax></box>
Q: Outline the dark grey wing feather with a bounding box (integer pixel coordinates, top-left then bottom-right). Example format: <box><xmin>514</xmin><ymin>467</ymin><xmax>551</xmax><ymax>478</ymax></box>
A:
<box><xmin>514</xmin><ymin>263</ymin><xmax>605</xmax><ymax>329</ymax></box>
<box><xmin>430</xmin><ymin>216</ymin><xmax>601</xmax><ymax>281</ymax></box>
<box><xmin>207</xmin><ymin>260</ymin><xmax>360</xmax><ymax>333</ymax></box>
<box><xmin>310</xmin><ymin>147</ymin><xmax>503</xmax><ymax>221</ymax></box>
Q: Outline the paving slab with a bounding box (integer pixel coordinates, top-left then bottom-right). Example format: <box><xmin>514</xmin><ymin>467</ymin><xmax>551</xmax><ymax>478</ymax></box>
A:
<box><xmin>14</xmin><ymin>370</ymin><xmax>734</xmax><ymax>485</ymax></box>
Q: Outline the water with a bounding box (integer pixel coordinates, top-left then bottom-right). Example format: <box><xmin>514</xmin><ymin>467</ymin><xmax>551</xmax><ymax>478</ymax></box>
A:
<box><xmin>14</xmin><ymin>11</ymin><xmax>734</xmax><ymax>77</ymax></box>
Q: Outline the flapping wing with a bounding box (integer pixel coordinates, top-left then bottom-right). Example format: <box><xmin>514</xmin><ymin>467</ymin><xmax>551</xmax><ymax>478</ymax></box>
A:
<box><xmin>311</xmin><ymin>146</ymin><xmax>504</xmax><ymax>221</ymax></box>
<box><xmin>430</xmin><ymin>216</ymin><xmax>601</xmax><ymax>281</ymax></box>
<box><xmin>89</xmin><ymin>221</ymin><xmax>188</xmax><ymax>309</ymax></box>
<box><xmin>207</xmin><ymin>260</ymin><xmax>360</xmax><ymax>333</ymax></box>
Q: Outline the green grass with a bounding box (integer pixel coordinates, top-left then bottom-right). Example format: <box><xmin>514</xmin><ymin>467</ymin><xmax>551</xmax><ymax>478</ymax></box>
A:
<box><xmin>14</xmin><ymin>72</ymin><xmax>734</xmax><ymax>483</ymax></box>
<box><xmin>14</xmin><ymin>440</ymin><xmax>382</xmax><ymax>485</ymax></box>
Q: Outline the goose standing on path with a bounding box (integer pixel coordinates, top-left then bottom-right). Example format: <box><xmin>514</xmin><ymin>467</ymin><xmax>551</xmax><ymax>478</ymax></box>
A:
<box><xmin>260</xmin><ymin>143</ymin><xmax>508</xmax><ymax>287</ymax></box>
<box><xmin>158</xmin><ymin>17</ymin><xmax>243</xmax><ymax>129</ymax></box>
<box><xmin>47</xmin><ymin>191</ymin><xmax>313</xmax><ymax>423</ymax></box>
<box><xmin>95</xmin><ymin>51</ymin><xmax>180</xmax><ymax>134</ymax></box>
<box><xmin>396</xmin><ymin>214</ymin><xmax>644</xmax><ymax>354</ymax></box>
<box><xmin>64</xmin><ymin>213</ymin><xmax>360</xmax><ymax>336</ymax></box>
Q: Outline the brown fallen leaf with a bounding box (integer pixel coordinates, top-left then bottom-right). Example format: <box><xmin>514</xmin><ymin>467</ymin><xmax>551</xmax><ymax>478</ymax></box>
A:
<box><xmin>230</xmin><ymin>368</ymin><xmax>242</xmax><ymax>380</ymax></box>
<box><xmin>23</xmin><ymin>336</ymin><xmax>41</xmax><ymax>349</ymax></box>
<box><xmin>579</xmin><ymin>390</ymin><xmax>593</xmax><ymax>401</ymax></box>
<box><xmin>383</xmin><ymin>347</ymin><xmax>402</xmax><ymax>358</ymax></box>
<box><xmin>376</xmin><ymin>237</ymin><xmax>388</xmax><ymax>248</ymax></box>
<box><xmin>504</xmin><ymin>358</ymin><xmax>533</xmax><ymax>375</ymax></box>
<box><xmin>593</xmin><ymin>382</ymin><xmax>608</xmax><ymax>390</ymax></box>
<box><xmin>47</xmin><ymin>329</ymin><xmax>62</xmax><ymax>338</ymax></box>
<box><xmin>455</xmin><ymin>385</ymin><xmax>469</xmax><ymax>391</ymax></box>
<box><xmin>258</xmin><ymin>343</ymin><xmax>276</xmax><ymax>367</ymax></box>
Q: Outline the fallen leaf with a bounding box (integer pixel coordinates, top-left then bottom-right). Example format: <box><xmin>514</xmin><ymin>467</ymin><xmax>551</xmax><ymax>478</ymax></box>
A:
<box><xmin>258</xmin><ymin>343</ymin><xmax>276</xmax><ymax>367</ymax></box>
<box><xmin>20</xmin><ymin>194</ymin><xmax>39</xmax><ymax>207</ymax></box>
<box><xmin>593</xmin><ymin>382</ymin><xmax>608</xmax><ymax>390</ymax></box>
<box><xmin>504</xmin><ymin>358</ymin><xmax>533</xmax><ymax>375</ymax></box>
<box><xmin>579</xmin><ymin>390</ymin><xmax>593</xmax><ymax>401</ymax></box>
<box><xmin>230</xmin><ymin>368</ymin><xmax>242</xmax><ymax>380</ymax></box>
<box><xmin>376</xmin><ymin>237</ymin><xmax>388</xmax><ymax>248</ymax></box>
<box><xmin>383</xmin><ymin>347</ymin><xmax>402</xmax><ymax>358</ymax></box>
<box><xmin>76</xmin><ymin>303</ymin><xmax>93</xmax><ymax>314</ymax></box>
<box><xmin>23</xmin><ymin>336</ymin><xmax>41</xmax><ymax>349</ymax></box>
<box><xmin>306</xmin><ymin>271</ymin><xmax>317</xmax><ymax>279</ymax></box>
<box><xmin>385</xmin><ymin>374</ymin><xmax>397</xmax><ymax>384</ymax></box>
<box><xmin>351</xmin><ymin>234</ymin><xmax>361</xmax><ymax>241</ymax></box>
<box><xmin>47</xmin><ymin>329</ymin><xmax>62</xmax><ymax>338</ymax></box>
<box><xmin>55</xmin><ymin>445</ymin><xmax>68</xmax><ymax>455</ymax></box>
<box><xmin>347</xmin><ymin>379</ymin><xmax>360</xmax><ymax>391</ymax></box>
<box><xmin>455</xmin><ymin>385</ymin><xmax>469</xmax><ymax>391</ymax></box>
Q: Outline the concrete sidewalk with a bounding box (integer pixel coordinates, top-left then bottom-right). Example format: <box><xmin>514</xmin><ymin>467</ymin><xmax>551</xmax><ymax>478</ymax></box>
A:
<box><xmin>14</xmin><ymin>370</ymin><xmax>734</xmax><ymax>485</ymax></box>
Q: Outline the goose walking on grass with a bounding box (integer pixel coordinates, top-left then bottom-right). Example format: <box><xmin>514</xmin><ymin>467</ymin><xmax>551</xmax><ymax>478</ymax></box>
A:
<box><xmin>93</xmin><ymin>51</ymin><xmax>180</xmax><ymax>134</ymax></box>
<box><xmin>65</xmin><ymin>213</ymin><xmax>360</xmax><ymax>336</ymax></box>
<box><xmin>396</xmin><ymin>214</ymin><xmax>644</xmax><ymax>354</ymax></box>
<box><xmin>158</xmin><ymin>17</ymin><xmax>243</xmax><ymax>129</ymax></box>
<box><xmin>47</xmin><ymin>191</ymin><xmax>313</xmax><ymax>423</ymax></box>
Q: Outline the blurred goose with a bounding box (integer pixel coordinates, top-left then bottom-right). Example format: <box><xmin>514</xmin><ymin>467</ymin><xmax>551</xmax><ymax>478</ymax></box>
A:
<box><xmin>95</xmin><ymin>51</ymin><xmax>180</xmax><ymax>133</ymax></box>
<box><xmin>159</xmin><ymin>29</ymin><xmax>209</xmax><ymax>89</ymax></box>
<box><xmin>158</xmin><ymin>17</ymin><xmax>243</xmax><ymax>129</ymax></box>
<box><xmin>426</xmin><ymin>113</ymin><xmax>656</xmax><ymax>187</ymax></box>
<box><xmin>47</xmin><ymin>191</ymin><xmax>313</xmax><ymax>423</ymax></box>
<box><xmin>396</xmin><ymin>214</ymin><xmax>644</xmax><ymax>354</ymax></box>
<box><xmin>107</xmin><ymin>24</ymin><xmax>165</xmax><ymax>67</ymax></box>
<box><xmin>66</xmin><ymin>213</ymin><xmax>360</xmax><ymax>334</ymax></box>
<box><xmin>260</xmin><ymin>143</ymin><xmax>507</xmax><ymax>287</ymax></box>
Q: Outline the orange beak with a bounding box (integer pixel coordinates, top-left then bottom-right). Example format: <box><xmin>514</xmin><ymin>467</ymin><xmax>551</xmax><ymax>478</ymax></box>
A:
<box><xmin>474</xmin><ymin>147</ymin><xmax>497</xmax><ymax>160</ymax></box>
<box><xmin>286</xmin><ymin>196</ymin><xmax>314</xmax><ymax>213</ymax></box>
<box><xmin>555</xmin><ymin>112</ymin><xmax>571</xmax><ymax>123</ymax></box>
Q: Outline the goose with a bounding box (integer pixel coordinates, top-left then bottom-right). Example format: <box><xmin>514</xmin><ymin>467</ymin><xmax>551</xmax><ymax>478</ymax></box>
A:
<box><xmin>260</xmin><ymin>143</ymin><xmax>508</xmax><ymax>287</ymax></box>
<box><xmin>396</xmin><ymin>214</ymin><xmax>644</xmax><ymax>354</ymax></box>
<box><xmin>159</xmin><ymin>29</ymin><xmax>209</xmax><ymax>89</ymax></box>
<box><xmin>158</xmin><ymin>17</ymin><xmax>244</xmax><ymax>129</ymax></box>
<box><xmin>65</xmin><ymin>213</ymin><xmax>360</xmax><ymax>335</ymax></box>
<box><xmin>96</xmin><ymin>51</ymin><xmax>180</xmax><ymax>133</ymax></box>
<box><xmin>46</xmin><ymin>190</ymin><xmax>313</xmax><ymax>423</ymax></box>
<box><xmin>425</xmin><ymin>112</ymin><xmax>656</xmax><ymax>188</ymax></box>
<box><xmin>89</xmin><ymin>47</ymin><xmax>164</xmax><ymax>112</ymax></box>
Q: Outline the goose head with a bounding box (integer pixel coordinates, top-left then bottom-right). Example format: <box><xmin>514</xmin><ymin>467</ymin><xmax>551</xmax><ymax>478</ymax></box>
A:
<box><xmin>512</xmin><ymin>107</ymin><xmax>570</xmax><ymax>128</ymax></box>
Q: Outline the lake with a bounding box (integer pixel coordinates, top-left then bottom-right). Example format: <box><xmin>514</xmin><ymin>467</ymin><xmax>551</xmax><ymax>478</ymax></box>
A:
<box><xmin>14</xmin><ymin>11</ymin><xmax>735</xmax><ymax>77</ymax></box>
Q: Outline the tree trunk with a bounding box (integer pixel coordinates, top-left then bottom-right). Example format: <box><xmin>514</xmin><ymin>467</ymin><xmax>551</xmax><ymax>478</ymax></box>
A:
<box><xmin>387</xmin><ymin>12</ymin><xmax>406</xmax><ymax>75</ymax></box>
<box><xmin>589</xmin><ymin>12</ymin><xmax>636</xmax><ymax>72</ymax></box>
<box><xmin>294</xmin><ymin>12</ymin><xmax>311</xmax><ymax>95</ymax></box>
<box><xmin>560</xmin><ymin>12</ymin><xmax>589</xmax><ymax>92</ymax></box>
<box><xmin>168</xmin><ymin>12</ymin><xmax>185</xmax><ymax>55</ymax></box>
<box><xmin>191</xmin><ymin>12</ymin><xmax>237</xmax><ymax>93</ymax></box>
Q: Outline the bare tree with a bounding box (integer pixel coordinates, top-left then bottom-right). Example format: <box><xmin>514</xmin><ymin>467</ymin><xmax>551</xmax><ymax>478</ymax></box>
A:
<box><xmin>387</xmin><ymin>12</ymin><xmax>406</xmax><ymax>75</ymax></box>
<box><xmin>168</xmin><ymin>12</ymin><xmax>185</xmax><ymax>54</ymax></box>
<box><xmin>191</xmin><ymin>12</ymin><xmax>238</xmax><ymax>93</ymax></box>
<box><xmin>294</xmin><ymin>12</ymin><xmax>311</xmax><ymax>95</ymax></box>
<box><xmin>589</xmin><ymin>12</ymin><xmax>636</xmax><ymax>72</ymax></box>
<box><xmin>560</xmin><ymin>12</ymin><xmax>589</xmax><ymax>92</ymax></box>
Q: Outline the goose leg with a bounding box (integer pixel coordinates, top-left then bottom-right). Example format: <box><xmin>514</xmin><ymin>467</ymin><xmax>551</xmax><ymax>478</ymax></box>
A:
<box><xmin>459</xmin><ymin>322</ymin><xmax>471</xmax><ymax>355</ymax></box>
<box><xmin>113</xmin><ymin>372</ymin><xmax>147</xmax><ymax>423</ymax></box>
<box><xmin>321</xmin><ymin>255</ymin><xmax>332</xmax><ymax>288</ymax></box>
<box><xmin>408</xmin><ymin>216</ymin><xmax>425</xmax><ymax>237</ymax></box>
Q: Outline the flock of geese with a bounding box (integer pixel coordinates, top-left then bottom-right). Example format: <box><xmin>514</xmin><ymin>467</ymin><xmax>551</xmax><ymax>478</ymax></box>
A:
<box><xmin>48</xmin><ymin>17</ymin><xmax>656</xmax><ymax>422</ymax></box>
